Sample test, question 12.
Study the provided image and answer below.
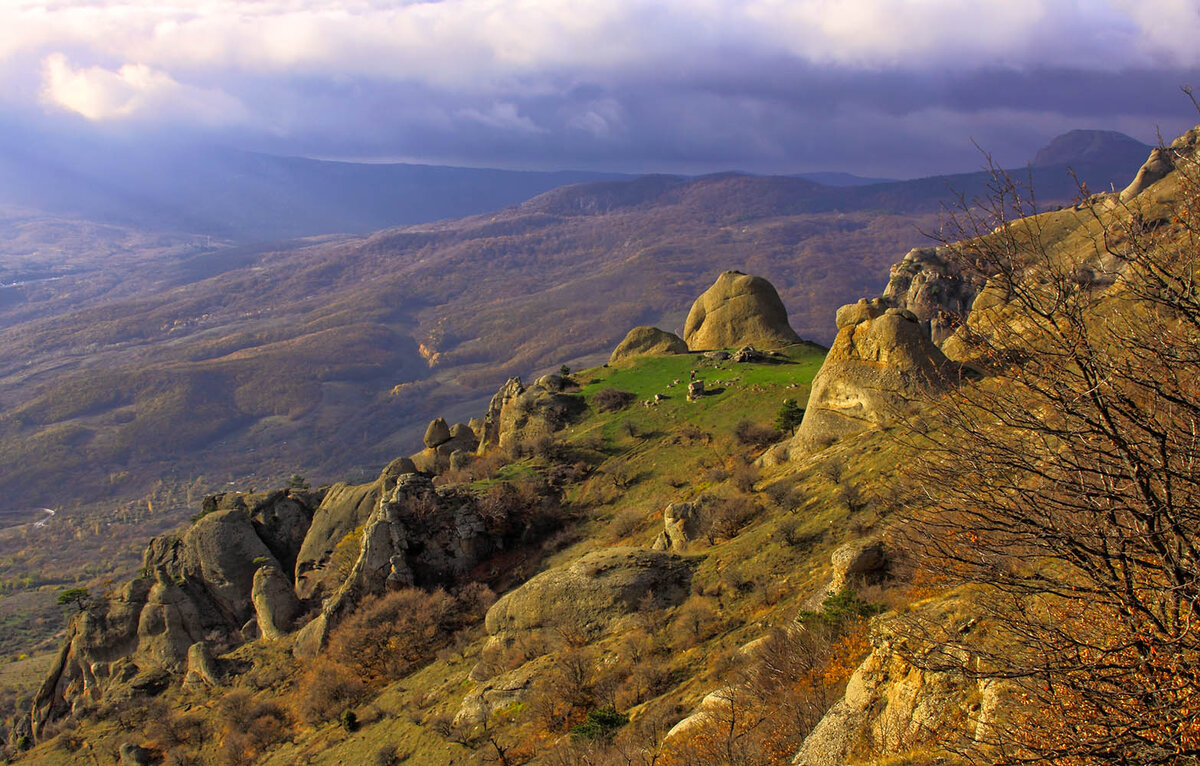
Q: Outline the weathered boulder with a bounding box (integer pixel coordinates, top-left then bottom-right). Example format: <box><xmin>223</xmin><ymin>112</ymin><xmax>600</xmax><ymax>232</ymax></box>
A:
<box><xmin>484</xmin><ymin>548</ymin><xmax>698</xmax><ymax>640</ymax></box>
<box><xmin>252</xmin><ymin>565</ymin><xmax>301</xmax><ymax>640</ymax></box>
<box><xmin>1119</xmin><ymin>126</ymin><xmax>1199</xmax><ymax>202</ymax></box>
<box><xmin>830</xmin><ymin>539</ymin><xmax>887</xmax><ymax>592</ymax></box>
<box><xmin>172</xmin><ymin>510</ymin><xmax>279</xmax><ymax>627</ymax></box>
<box><xmin>183</xmin><ymin>642</ymin><xmax>222</xmax><ymax>688</ymax></box>
<box><xmin>652</xmin><ymin>502</ymin><xmax>701</xmax><ymax>552</ymax></box>
<box><xmin>294</xmin><ymin>480</ymin><xmax>381</xmax><ymax>601</ymax></box>
<box><xmin>455</xmin><ymin>656</ymin><xmax>554</xmax><ymax>727</ymax></box>
<box><xmin>424</xmin><ymin>417</ymin><xmax>452</xmax><ymax>448</ymax></box>
<box><xmin>684</xmin><ymin>271</ymin><xmax>801</xmax><ymax>350</ymax></box>
<box><xmin>1120</xmin><ymin>147</ymin><xmax>1175</xmax><ymax>202</ymax></box>
<box><xmin>788</xmin><ymin>300</ymin><xmax>956</xmax><ymax>452</ymax></box>
<box><xmin>609</xmin><ymin>326</ymin><xmax>689</xmax><ymax>364</ymax></box>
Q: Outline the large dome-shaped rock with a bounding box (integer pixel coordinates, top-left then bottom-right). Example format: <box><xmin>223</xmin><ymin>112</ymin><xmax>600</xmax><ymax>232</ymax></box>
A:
<box><xmin>684</xmin><ymin>271</ymin><xmax>801</xmax><ymax>351</ymax></box>
<box><xmin>484</xmin><ymin>548</ymin><xmax>698</xmax><ymax>641</ymax></box>
<box><xmin>609</xmin><ymin>326</ymin><xmax>689</xmax><ymax>364</ymax></box>
<box><xmin>788</xmin><ymin>299</ymin><xmax>955</xmax><ymax>453</ymax></box>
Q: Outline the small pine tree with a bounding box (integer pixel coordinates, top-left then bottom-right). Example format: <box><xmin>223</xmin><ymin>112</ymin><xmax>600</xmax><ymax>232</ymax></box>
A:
<box><xmin>774</xmin><ymin>398</ymin><xmax>804</xmax><ymax>434</ymax></box>
<box><xmin>56</xmin><ymin>587</ymin><xmax>91</xmax><ymax>612</ymax></box>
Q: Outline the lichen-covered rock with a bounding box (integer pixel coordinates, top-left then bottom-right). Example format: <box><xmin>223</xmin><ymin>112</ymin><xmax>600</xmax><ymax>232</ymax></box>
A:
<box><xmin>684</xmin><ymin>271</ymin><xmax>801</xmax><ymax>350</ymax></box>
<box><xmin>252</xmin><ymin>565</ymin><xmax>301</xmax><ymax>640</ymax></box>
<box><xmin>484</xmin><ymin>548</ymin><xmax>698</xmax><ymax>640</ymax></box>
<box><xmin>610</xmin><ymin>326</ymin><xmax>689</xmax><ymax>364</ymax></box>
<box><xmin>789</xmin><ymin>300</ymin><xmax>956</xmax><ymax>452</ymax></box>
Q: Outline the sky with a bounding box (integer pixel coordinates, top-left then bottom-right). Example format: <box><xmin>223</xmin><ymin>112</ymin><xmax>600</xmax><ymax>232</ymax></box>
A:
<box><xmin>3</xmin><ymin>0</ymin><xmax>1200</xmax><ymax>177</ymax></box>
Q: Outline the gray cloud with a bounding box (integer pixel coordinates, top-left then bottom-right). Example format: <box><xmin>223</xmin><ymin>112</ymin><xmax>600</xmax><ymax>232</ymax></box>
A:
<box><xmin>2</xmin><ymin>1</ymin><xmax>1199</xmax><ymax>176</ymax></box>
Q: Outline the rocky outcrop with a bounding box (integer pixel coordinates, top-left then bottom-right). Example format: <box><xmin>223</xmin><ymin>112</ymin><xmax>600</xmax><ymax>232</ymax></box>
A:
<box><xmin>119</xmin><ymin>743</ymin><xmax>159</xmax><ymax>766</ymax></box>
<box><xmin>295</xmin><ymin>473</ymin><xmax>515</xmax><ymax>658</ymax></box>
<box><xmin>484</xmin><ymin>548</ymin><xmax>697</xmax><ymax>641</ymax></box>
<box><xmin>455</xmin><ymin>655</ymin><xmax>554</xmax><ymax>727</ymax></box>
<box><xmin>424</xmin><ymin>417</ymin><xmax>452</xmax><ymax>448</ymax></box>
<box><xmin>609</xmin><ymin>326</ymin><xmax>689</xmax><ymax>364</ymax></box>
<box><xmin>252</xmin><ymin>565</ymin><xmax>301</xmax><ymax>640</ymax></box>
<box><xmin>411</xmin><ymin>421</ymin><xmax>479</xmax><ymax>473</ymax></box>
<box><xmin>652</xmin><ymin>502</ymin><xmax>701</xmax><ymax>552</ymax></box>
<box><xmin>32</xmin><ymin>489</ymin><xmax>320</xmax><ymax>734</ymax></box>
<box><xmin>882</xmin><ymin>247</ymin><xmax>980</xmax><ymax>345</ymax></box>
<box><xmin>787</xmin><ymin>299</ymin><xmax>956</xmax><ymax>453</ymax></box>
<box><xmin>184</xmin><ymin>642</ymin><xmax>222</xmax><ymax>688</ymax></box>
<box><xmin>793</xmin><ymin>602</ymin><xmax>1008</xmax><ymax>765</ymax></box>
<box><xmin>476</xmin><ymin>376</ymin><xmax>586</xmax><ymax>454</ymax></box>
<box><xmin>1120</xmin><ymin>127</ymin><xmax>1200</xmax><ymax>202</ymax></box>
<box><xmin>684</xmin><ymin>271</ymin><xmax>801</xmax><ymax>350</ymax></box>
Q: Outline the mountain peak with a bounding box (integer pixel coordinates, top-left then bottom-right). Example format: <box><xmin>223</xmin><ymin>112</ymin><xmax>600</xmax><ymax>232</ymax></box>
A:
<box><xmin>1031</xmin><ymin>129</ymin><xmax>1152</xmax><ymax>168</ymax></box>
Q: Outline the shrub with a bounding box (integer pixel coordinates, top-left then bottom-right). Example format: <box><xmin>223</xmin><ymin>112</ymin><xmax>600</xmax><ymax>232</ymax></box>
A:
<box><xmin>294</xmin><ymin>658</ymin><xmax>369</xmax><ymax>724</ymax></box>
<box><xmin>570</xmin><ymin>706</ymin><xmax>629</xmax><ymax>741</ymax></box>
<box><xmin>327</xmin><ymin>588</ymin><xmax>456</xmax><ymax>681</ymax></box>
<box><xmin>734</xmin><ymin>419</ymin><xmax>781</xmax><ymax>448</ymax></box>
<box><xmin>591</xmin><ymin>388</ymin><xmax>635</xmax><ymax>413</ymax></box>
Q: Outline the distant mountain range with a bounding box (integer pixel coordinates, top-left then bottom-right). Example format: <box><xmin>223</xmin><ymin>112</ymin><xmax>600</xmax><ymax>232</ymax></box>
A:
<box><xmin>0</xmin><ymin>128</ymin><xmax>1155</xmax><ymax>514</ymax></box>
<box><xmin>0</xmin><ymin>127</ymin><xmax>1151</xmax><ymax>241</ymax></box>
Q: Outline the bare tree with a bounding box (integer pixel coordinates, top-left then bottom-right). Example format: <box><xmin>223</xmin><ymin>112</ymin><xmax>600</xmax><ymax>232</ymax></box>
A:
<box><xmin>896</xmin><ymin>128</ymin><xmax>1200</xmax><ymax>764</ymax></box>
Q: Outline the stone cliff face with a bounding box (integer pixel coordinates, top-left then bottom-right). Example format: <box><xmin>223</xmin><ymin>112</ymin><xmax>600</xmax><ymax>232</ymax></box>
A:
<box><xmin>793</xmin><ymin>600</ymin><xmax>1011</xmax><ymax>765</ymax></box>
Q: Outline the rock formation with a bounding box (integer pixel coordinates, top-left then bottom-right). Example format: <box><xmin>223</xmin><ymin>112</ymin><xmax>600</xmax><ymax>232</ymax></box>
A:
<box><xmin>423</xmin><ymin>417</ymin><xmax>452</xmax><ymax>448</ymax></box>
<box><xmin>683</xmin><ymin>271</ymin><xmax>801</xmax><ymax>350</ymax></box>
<box><xmin>32</xmin><ymin>490</ymin><xmax>319</xmax><ymax>732</ymax></box>
<box><xmin>476</xmin><ymin>376</ymin><xmax>586</xmax><ymax>454</ymax></box>
<box><xmin>252</xmin><ymin>565</ymin><xmax>301</xmax><ymax>640</ymax></box>
<box><xmin>295</xmin><ymin>480</ymin><xmax>381</xmax><ymax>601</ymax></box>
<box><xmin>787</xmin><ymin>299</ymin><xmax>956</xmax><ymax>453</ymax></box>
<box><xmin>294</xmin><ymin>473</ymin><xmax>519</xmax><ymax>658</ymax></box>
<box><xmin>410</xmin><ymin>419</ymin><xmax>479</xmax><ymax>473</ymax></box>
<box><xmin>882</xmin><ymin>247</ymin><xmax>980</xmax><ymax>345</ymax></box>
<box><xmin>1120</xmin><ymin>126</ymin><xmax>1199</xmax><ymax>202</ymax></box>
<box><xmin>609</xmin><ymin>326</ymin><xmax>689</xmax><ymax>364</ymax></box>
<box><xmin>793</xmin><ymin>602</ymin><xmax>1010</xmax><ymax>765</ymax></box>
